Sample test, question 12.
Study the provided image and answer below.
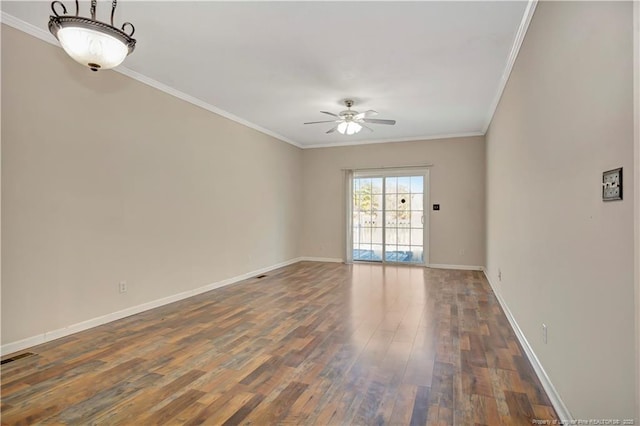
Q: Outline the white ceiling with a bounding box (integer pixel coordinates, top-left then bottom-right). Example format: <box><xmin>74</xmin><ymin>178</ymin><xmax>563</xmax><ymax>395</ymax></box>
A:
<box><xmin>2</xmin><ymin>1</ymin><xmax>531</xmax><ymax>148</ymax></box>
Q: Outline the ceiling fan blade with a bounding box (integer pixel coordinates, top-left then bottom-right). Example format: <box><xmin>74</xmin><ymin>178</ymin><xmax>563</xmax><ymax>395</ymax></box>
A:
<box><xmin>326</xmin><ymin>125</ymin><xmax>339</xmax><ymax>134</ymax></box>
<box><xmin>320</xmin><ymin>111</ymin><xmax>340</xmax><ymax>118</ymax></box>
<box><xmin>304</xmin><ymin>120</ymin><xmax>339</xmax><ymax>125</ymax></box>
<box><xmin>354</xmin><ymin>110</ymin><xmax>378</xmax><ymax>120</ymax></box>
<box><xmin>363</xmin><ymin>118</ymin><xmax>396</xmax><ymax>125</ymax></box>
<box><xmin>360</xmin><ymin>124</ymin><xmax>374</xmax><ymax>132</ymax></box>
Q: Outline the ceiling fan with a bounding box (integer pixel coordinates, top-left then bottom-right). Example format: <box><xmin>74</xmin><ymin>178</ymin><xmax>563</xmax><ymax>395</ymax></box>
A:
<box><xmin>304</xmin><ymin>100</ymin><xmax>396</xmax><ymax>135</ymax></box>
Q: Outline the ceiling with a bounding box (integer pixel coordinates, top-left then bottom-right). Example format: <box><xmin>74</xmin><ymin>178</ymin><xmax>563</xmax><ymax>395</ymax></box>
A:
<box><xmin>1</xmin><ymin>1</ymin><xmax>531</xmax><ymax>148</ymax></box>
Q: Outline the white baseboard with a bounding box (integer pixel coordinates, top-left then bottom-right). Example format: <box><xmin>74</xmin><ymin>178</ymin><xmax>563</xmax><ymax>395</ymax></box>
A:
<box><xmin>482</xmin><ymin>269</ymin><xmax>573</xmax><ymax>422</ymax></box>
<box><xmin>428</xmin><ymin>263</ymin><xmax>484</xmax><ymax>271</ymax></box>
<box><xmin>1</xmin><ymin>257</ymin><xmax>304</xmax><ymax>356</ymax></box>
<box><xmin>298</xmin><ymin>257</ymin><xmax>344</xmax><ymax>263</ymax></box>
<box><xmin>297</xmin><ymin>260</ymin><xmax>482</xmax><ymax>270</ymax></box>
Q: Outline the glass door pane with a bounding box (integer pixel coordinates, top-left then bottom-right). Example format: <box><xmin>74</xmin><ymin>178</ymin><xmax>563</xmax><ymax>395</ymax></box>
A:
<box><xmin>352</xmin><ymin>174</ymin><xmax>425</xmax><ymax>265</ymax></box>
<box><xmin>384</xmin><ymin>175</ymin><xmax>424</xmax><ymax>264</ymax></box>
<box><xmin>353</xmin><ymin>177</ymin><xmax>382</xmax><ymax>261</ymax></box>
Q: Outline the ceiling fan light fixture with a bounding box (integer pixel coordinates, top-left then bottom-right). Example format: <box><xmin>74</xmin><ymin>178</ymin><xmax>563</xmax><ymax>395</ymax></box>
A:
<box><xmin>304</xmin><ymin>100</ymin><xmax>394</xmax><ymax>135</ymax></box>
<box><xmin>48</xmin><ymin>0</ymin><xmax>136</xmax><ymax>72</ymax></box>
<box><xmin>337</xmin><ymin>121</ymin><xmax>362</xmax><ymax>135</ymax></box>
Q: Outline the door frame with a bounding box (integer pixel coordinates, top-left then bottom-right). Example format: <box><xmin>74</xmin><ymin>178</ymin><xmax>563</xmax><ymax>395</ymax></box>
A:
<box><xmin>351</xmin><ymin>168</ymin><xmax>430</xmax><ymax>266</ymax></box>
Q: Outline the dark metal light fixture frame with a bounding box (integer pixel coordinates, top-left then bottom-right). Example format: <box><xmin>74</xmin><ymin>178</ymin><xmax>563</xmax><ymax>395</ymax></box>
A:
<box><xmin>48</xmin><ymin>0</ymin><xmax>136</xmax><ymax>71</ymax></box>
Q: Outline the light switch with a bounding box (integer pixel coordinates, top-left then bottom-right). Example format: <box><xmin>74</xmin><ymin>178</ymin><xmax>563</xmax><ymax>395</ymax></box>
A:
<box><xmin>602</xmin><ymin>168</ymin><xmax>623</xmax><ymax>201</ymax></box>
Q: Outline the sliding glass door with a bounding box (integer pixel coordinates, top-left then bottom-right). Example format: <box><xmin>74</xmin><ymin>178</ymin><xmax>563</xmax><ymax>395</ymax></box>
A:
<box><xmin>352</xmin><ymin>171</ymin><xmax>427</xmax><ymax>265</ymax></box>
<box><xmin>353</xmin><ymin>177</ymin><xmax>384</xmax><ymax>261</ymax></box>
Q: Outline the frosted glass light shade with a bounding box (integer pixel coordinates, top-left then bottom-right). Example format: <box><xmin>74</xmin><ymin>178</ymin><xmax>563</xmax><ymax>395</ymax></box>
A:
<box><xmin>57</xmin><ymin>27</ymin><xmax>128</xmax><ymax>70</ymax></box>
<box><xmin>337</xmin><ymin>121</ymin><xmax>363</xmax><ymax>135</ymax></box>
<box><xmin>48</xmin><ymin>11</ymin><xmax>136</xmax><ymax>72</ymax></box>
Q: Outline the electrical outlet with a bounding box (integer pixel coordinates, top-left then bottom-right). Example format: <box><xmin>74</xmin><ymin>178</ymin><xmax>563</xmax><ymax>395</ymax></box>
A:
<box><xmin>542</xmin><ymin>324</ymin><xmax>548</xmax><ymax>344</ymax></box>
<box><xmin>602</xmin><ymin>167</ymin><xmax>622</xmax><ymax>201</ymax></box>
<box><xmin>498</xmin><ymin>269</ymin><xmax>502</xmax><ymax>281</ymax></box>
<box><xmin>119</xmin><ymin>281</ymin><xmax>127</xmax><ymax>294</ymax></box>
<box><xmin>459</xmin><ymin>249</ymin><xmax>465</xmax><ymax>255</ymax></box>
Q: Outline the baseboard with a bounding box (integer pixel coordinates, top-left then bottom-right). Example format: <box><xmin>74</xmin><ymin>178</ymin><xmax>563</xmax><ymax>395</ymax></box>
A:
<box><xmin>428</xmin><ymin>263</ymin><xmax>484</xmax><ymax>271</ymax></box>
<box><xmin>298</xmin><ymin>260</ymin><xmax>482</xmax><ymax>270</ymax></box>
<box><xmin>482</xmin><ymin>269</ymin><xmax>573</xmax><ymax>422</ymax></box>
<box><xmin>298</xmin><ymin>257</ymin><xmax>344</xmax><ymax>263</ymax></box>
<box><xmin>1</xmin><ymin>257</ymin><xmax>304</xmax><ymax>356</ymax></box>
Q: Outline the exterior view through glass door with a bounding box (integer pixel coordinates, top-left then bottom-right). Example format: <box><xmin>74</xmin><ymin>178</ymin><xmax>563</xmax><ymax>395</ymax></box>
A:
<box><xmin>352</xmin><ymin>173</ymin><xmax>426</xmax><ymax>264</ymax></box>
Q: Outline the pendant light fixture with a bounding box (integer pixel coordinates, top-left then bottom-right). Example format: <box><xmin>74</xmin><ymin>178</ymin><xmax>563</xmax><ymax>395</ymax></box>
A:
<box><xmin>48</xmin><ymin>0</ymin><xmax>136</xmax><ymax>72</ymax></box>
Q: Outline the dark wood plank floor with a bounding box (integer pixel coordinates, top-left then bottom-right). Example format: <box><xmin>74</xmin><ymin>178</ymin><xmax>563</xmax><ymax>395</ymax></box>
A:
<box><xmin>1</xmin><ymin>262</ymin><xmax>558</xmax><ymax>425</ymax></box>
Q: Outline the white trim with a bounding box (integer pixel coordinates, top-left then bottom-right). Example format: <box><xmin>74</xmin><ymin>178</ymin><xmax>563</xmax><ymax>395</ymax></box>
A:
<box><xmin>482</xmin><ymin>269</ymin><xmax>573</xmax><ymax>422</ymax></box>
<box><xmin>303</xmin><ymin>132</ymin><xmax>484</xmax><ymax>149</ymax></box>
<box><xmin>347</xmin><ymin>164</ymin><xmax>433</xmax><ymax>174</ymax></box>
<box><xmin>0</xmin><ymin>12</ymin><xmax>302</xmax><ymax>149</ymax></box>
<box><xmin>353</xmin><ymin>167</ymin><xmax>433</xmax><ymax>178</ymax></box>
<box><xmin>115</xmin><ymin>67</ymin><xmax>301</xmax><ymax>148</ymax></box>
<box><xmin>1</xmin><ymin>3</ymin><xmax>539</xmax><ymax>151</ymax></box>
<box><xmin>298</xmin><ymin>257</ymin><xmax>343</xmax><ymax>263</ymax></box>
<box><xmin>0</xmin><ymin>12</ymin><xmax>486</xmax><ymax>151</ymax></box>
<box><xmin>428</xmin><ymin>264</ymin><xmax>483</xmax><ymax>271</ymax></box>
<box><xmin>348</xmin><ymin>170</ymin><xmax>430</xmax><ymax>267</ymax></box>
<box><xmin>1</xmin><ymin>257</ymin><xmax>304</xmax><ymax>356</ymax></box>
<box><xmin>482</xmin><ymin>0</ymin><xmax>538</xmax><ymax>134</ymax></box>
<box><xmin>0</xmin><ymin>11</ymin><xmax>57</xmax><ymax>44</ymax></box>
<box><xmin>424</xmin><ymin>170</ymin><xmax>431</xmax><ymax>267</ymax></box>
<box><xmin>344</xmin><ymin>170</ymin><xmax>354</xmax><ymax>264</ymax></box>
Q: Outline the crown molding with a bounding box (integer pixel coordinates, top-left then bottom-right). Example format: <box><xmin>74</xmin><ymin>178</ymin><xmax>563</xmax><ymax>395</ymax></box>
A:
<box><xmin>302</xmin><ymin>131</ymin><xmax>485</xmax><ymax>149</ymax></box>
<box><xmin>1</xmin><ymin>11</ymin><xmax>58</xmax><ymax>43</ymax></box>
<box><xmin>0</xmin><ymin>12</ymin><xmax>303</xmax><ymax>149</ymax></box>
<box><xmin>3</xmin><ymin>1</ymin><xmax>537</xmax><ymax>150</ymax></box>
<box><xmin>482</xmin><ymin>0</ymin><xmax>538</xmax><ymax>134</ymax></box>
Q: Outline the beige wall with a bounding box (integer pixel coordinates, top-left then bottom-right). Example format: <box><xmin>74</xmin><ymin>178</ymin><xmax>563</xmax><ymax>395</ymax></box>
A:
<box><xmin>1</xmin><ymin>26</ymin><xmax>302</xmax><ymax>345</ymax></box>
<box><xmin>486</xmin><ymin>1</ymin><xmax>635</xmax><ymax>419</ymax></box>
<box><xmin>301</xmin><ymin>137</ymin><xmax>486</xmax><ymax>266</ymax></box>
<box><xmin>635</xmin><ymin>1</ymin><xmax>640</xmax><ymax>419</ymax></box>
<box><xmin>0</xmin><ymin>23</ymin><xmax>3</xmax><ymax>349</ymax></box>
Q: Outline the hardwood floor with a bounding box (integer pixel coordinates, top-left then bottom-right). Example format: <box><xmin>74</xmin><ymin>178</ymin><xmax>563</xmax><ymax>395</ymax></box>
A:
<box><xmin>1</xmin><ymin>262</ymin><xmax>558</xmax><ymax>425</ymax></box>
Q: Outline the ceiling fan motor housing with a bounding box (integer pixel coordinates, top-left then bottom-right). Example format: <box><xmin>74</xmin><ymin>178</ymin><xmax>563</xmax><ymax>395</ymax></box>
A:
<box><xmin>340</xmin><ymin>99</ymin><xmax>357</xmax><ymax>120</ymax></box>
